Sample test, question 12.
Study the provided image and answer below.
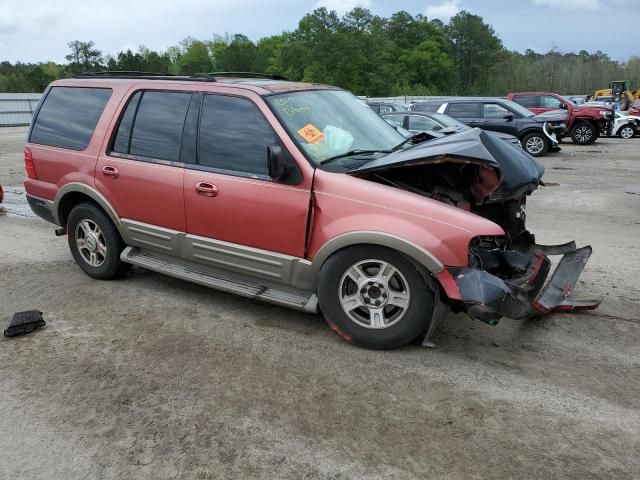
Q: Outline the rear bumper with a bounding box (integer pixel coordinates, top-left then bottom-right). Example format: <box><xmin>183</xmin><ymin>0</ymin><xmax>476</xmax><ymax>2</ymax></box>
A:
<box><xmin>26</xmin><ymin>194</ymin><xmax>56</xmax><ymax>225</ymax></box>
<box><xmin>438</xmin><ymin>243</ymin><xmax>600</xmax><ymax>325</ymax></box>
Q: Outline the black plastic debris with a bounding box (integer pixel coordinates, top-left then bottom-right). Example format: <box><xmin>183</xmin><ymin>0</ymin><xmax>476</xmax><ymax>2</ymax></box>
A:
<box><xmin>4</xmin><ymin>310</ymin><xmax>46</xmax><ymax>337</ymax></box>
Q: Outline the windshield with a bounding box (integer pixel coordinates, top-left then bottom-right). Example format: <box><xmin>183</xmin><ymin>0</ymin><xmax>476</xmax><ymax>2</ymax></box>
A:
<box><xmin>266</xmin><ymin>90</ymin><xmax>405</xmax><ymax>164</ymax></box>
<box><xmin>430</xmin><ymin>113</ymin><xmax>468</xmax><ymax>129</ymax></box>
<box><xmin>561</xmin><ymin>96</ymin><xmax>576</xmax><ymax>106</ymax></box>
<box><xmin>504</xmin><ymin>100</ymin><xmax>535</xmax><ymax>118</ymax></box>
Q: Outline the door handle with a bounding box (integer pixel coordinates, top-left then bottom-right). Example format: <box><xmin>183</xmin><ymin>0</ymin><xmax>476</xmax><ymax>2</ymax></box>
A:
<box><xmin>195</xmin><ymin>181</ymin><xmax>218</xmax><ymax>197</ymax></box>
<box><xmin>102</xmin><ymin>165</ymin><xmax>119</xmax><ymax>179</ymax></box>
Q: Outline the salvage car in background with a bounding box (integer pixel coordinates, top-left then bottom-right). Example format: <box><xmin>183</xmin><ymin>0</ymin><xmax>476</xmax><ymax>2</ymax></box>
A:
<box><xmin>410</xmin><ymin>98</ymin><xmax>566</xmax><ymax>157</ymax></box>
<box><xmin>381</xmin><ymin>111</ymin><xmax>522</xmax><ymax>148</ymax></box>
<box><xmin>508</xmin><ymin>92</ymin><xmax>614</xmax><ymax>145</ymax></box>
<box><xmin>366</xmin><ymin>101</ymin><xmax>405</xmax><ymax>114</ymax></box>
<box><xmin>611</xmin><ymin>111</ymin><xmax>640</xmax><ymax>138</ymax></box>
<box><xmin>24</xmin><ymin>73</ymin><xmax>598</xmax><ymax>350</ymax></box>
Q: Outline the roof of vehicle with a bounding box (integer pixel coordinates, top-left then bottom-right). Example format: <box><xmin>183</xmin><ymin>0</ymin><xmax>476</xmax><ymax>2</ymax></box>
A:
<box><xmin>50</xmin><ymin>72</ymin><xmax>338</xmax><ymax>96</ymax></box>
<box><xmin>508</xmin><ymin>92</ymin><xmax>563</xmax><ymax>96</ymax></box>
<box><xmin>414</xmin><ymin>97</ymin><xmax>509</xmax><ymax>104</ymax></box>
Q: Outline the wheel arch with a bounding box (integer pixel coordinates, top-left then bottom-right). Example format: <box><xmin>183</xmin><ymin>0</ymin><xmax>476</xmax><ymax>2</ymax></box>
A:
<box><xmin>53</xmin><ymin>183</ymin><xmax>126</xmax><ymax>239</ymax></box>
<box><xmin>309</xmin><ymin>231</ymin><xmax>444</xmax><ymax>280</ymax></box>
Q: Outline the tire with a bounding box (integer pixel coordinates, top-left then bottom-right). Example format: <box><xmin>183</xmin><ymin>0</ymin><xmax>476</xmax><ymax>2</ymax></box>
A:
<box><xmin>521</xmin><ymin>132</ymin><xmax>549</xmax><ymax>157</ymax></box>
<box><xmin>618</xmin><ymin>125</ymin><xmax>635</xmax><ymax>139</ymax></box>
<box><xmin>571</xmin><ymin>122</ymin><xmax>597</xmax><ymax>145</ymax></box>
<box><xmin>67</xmin><ymin>202</ymin><xmax>130</xmax><ymax>280</ymax></box>
<box><xmin>318</xmin><ymin>246</ymin><xmax>436</xmax><ymax>350</ymax></box>
<box><xmin>620</xmin><ymin>97</ymin><xmax>631</xmax><ymax>111</ymax></box>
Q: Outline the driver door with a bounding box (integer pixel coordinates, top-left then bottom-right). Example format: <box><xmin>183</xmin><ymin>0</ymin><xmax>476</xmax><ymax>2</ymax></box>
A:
<box><xmin>183</xmin><ymin>93</ymin><xmax>310</xmax><ymax>279</ymax></box>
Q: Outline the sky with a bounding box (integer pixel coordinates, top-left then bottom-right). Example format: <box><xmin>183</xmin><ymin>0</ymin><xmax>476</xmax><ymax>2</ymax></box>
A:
<box><xmin>1</xmin><ymin>0</ymin><xmax>638</xmax><ymax>64</ymax></box>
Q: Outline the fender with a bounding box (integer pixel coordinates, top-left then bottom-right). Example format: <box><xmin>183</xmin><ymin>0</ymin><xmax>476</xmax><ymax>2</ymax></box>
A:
<box><xmin>53</xmin><ymin>182</ymin><xmax>128</xmax><ymax>241</ymax></box>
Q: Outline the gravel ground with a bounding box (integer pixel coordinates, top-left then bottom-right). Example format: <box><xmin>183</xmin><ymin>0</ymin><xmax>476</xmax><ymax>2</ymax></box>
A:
<box><xmin>1</xmin><ymin>127</ymin><xmax>639</xmax><ymax>479</ymax></box>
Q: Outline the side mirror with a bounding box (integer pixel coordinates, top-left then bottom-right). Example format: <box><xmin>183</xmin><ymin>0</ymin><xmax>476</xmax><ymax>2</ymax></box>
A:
<box><xmin>268</xmin><ymin>145</ymin><xmax>289</xmax><ymax>181</ymax></box>
<box><xmin>504</xmin><ymin>114</ymin><xmax>514</xmax><ymax>121</ymax></box>
<box><xmin>561</xmin><ymin>103</ymin><xmax>568</xmax><ymax>110</ymax></box>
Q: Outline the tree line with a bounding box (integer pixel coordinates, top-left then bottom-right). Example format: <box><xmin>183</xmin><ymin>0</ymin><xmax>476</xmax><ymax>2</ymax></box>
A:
<box><xmin>2</xmin><ymin>8</ymin><xmax>639</xmax><ymax>97</ymax></box>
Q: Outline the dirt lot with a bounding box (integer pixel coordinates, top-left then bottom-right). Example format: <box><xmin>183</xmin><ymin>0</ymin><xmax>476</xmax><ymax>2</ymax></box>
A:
<box><xmin>1</xmin><ymin>126</ymin><xmax>639</xmax><ymax>479</ymax></box>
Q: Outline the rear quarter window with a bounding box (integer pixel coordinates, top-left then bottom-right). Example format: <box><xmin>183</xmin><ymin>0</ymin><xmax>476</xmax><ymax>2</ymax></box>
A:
<box><xmin>447</xmin><ymin>103</ymin><xmax>480</xmax><ymax>118</ymax></box>
<box><xmin>512</xmin><ymin>95</ymin><xmax>539</xmax><ymax>109</ymax></box>
<box><xmin>29</xmin><ymin>87</ymin><xmax>112</xmax><ymax>150</ymax></box>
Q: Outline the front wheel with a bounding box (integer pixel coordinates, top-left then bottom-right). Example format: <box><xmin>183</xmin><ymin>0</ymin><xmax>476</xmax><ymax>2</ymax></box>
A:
<box><xmin>318</xmin><ymin>246</ymin><xmax>436</xmax><ymax>350</ymax></box>
<box><xmin>618</xmin><ymin>125</ymin><xmax>635</xmax><ymax>139</ymax></box>
<box><xmin>521</xmin><ymin>132</ymin><xmax>549</xmax><ymax>157</ymax></box>
<box><xmin>571</xmin><ymin>122</ymin><xmax>597</xmax><ymax>145</ymax></box>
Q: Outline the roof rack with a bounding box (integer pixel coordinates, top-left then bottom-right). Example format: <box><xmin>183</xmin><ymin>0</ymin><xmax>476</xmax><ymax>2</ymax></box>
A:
<box><xmin>78</xmin><ymin>71</ymin><xmax>176</xmax><ymax>77</ymax></box>
<box><xmin>75</xmin><ymin>71</ymin><xmax>289</xmax><ymax>82</ymax></box>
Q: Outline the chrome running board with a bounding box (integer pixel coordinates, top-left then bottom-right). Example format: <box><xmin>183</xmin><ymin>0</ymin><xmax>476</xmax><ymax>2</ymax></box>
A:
<box><xmin>121</xmin><ymin>246</ymin><xmax>318</xmax><ymax>313</ymax></box>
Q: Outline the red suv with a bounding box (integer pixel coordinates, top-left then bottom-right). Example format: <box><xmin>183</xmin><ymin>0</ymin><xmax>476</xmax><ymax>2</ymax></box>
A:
<box><xmin>508</xmin><ymin>92</ymin><xmax>613</xmax><ymax>145</ymax></box>
<box><xmin>24</xmin><ymin>73</ymin><xmax>598</xmax><ymax>349</ymax></box>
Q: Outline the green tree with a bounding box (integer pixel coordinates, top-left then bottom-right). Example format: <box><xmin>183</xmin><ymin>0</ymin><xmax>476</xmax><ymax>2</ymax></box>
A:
<box><xmin>65</xmin><ymin>40</ymin><xmax>103</xmax><ymax>73</ymax></box>
<box><xmin>446</xmin><ymin>11</ymin><xmax>504</xmax><ymax>94</ymax></box>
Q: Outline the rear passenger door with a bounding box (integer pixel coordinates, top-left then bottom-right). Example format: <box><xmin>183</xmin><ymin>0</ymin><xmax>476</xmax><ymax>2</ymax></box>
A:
<box><xmin>445</xmin><ymin>102</ymin><xmax>482</xmax><ymax>127</ymax></box>
<box><xmin>96</xmin><ymin>89</ymin><xmax>198</xmax><ymax>251</ymax></box>
<box><xmin>183</xmin><ymin>94</ymin><xmax>310</xmax><ymax>275</ymax></box>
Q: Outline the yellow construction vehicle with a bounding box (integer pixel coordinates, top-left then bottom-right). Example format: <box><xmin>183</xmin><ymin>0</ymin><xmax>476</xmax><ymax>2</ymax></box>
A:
<box><xmin>592</xmin><ymin>81</ymin><xmax>639</xmax><ymax>110</ymax></box>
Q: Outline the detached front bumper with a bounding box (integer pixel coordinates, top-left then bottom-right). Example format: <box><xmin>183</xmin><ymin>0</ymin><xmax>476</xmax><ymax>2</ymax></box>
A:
<box><xmin>543</xmin><ymin>122</ymin><xmax>567</xmax><ymax>144</ymax></box>
<box><xmin>438</xmin><ymin>243</ymin><xmax>600</xmax><ymax>325</ymax></box>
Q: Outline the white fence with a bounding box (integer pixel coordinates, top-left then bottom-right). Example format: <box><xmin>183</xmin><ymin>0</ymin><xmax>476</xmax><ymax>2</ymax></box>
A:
<box><xmin>0</xmin><ymin>93</ymin><xmax>41</xmax><ymax>127</ymax></box>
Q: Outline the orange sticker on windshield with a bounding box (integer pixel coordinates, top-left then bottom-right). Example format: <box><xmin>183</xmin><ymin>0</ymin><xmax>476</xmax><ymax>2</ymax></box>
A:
<box><xmin>297</xmin><ymin>123</ymin><xmax>325</xmax><ymax>144</ymax></box>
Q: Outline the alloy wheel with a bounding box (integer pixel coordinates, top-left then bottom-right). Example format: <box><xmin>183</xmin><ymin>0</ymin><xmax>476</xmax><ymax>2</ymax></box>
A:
<box><xmin>620</xmin><ymin>126</ymin><xmax>634</xmax><ymax>139</ymax></box>
<box><xmin>75</xmin><ymin>219</ymin><xmax>107</xmax><ymax>267</ymax></box>
<box><xmin>525</xmin><ymin>136</ymin><xmax>545</xmax><ymax>155</ymax></box>
<box><xmin>338</xmin><ymin>259</ymin><xmax>411</xmax><ymax>329</ymax></box>
<box><xmin>575</xmin><ymin>125</ymin><xmax>593</xmax><ymax>143</ymax></box>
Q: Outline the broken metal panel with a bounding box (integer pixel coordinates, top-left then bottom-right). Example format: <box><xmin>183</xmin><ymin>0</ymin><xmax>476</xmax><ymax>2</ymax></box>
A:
<box><xmin>446</xmin><ymin>244</ymin><xmax>599</xmax><ymax>324</ymax></box>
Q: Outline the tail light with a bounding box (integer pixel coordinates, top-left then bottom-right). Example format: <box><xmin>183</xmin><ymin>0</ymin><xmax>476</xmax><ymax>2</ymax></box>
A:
<box><xmin>24</xmin><ymin>147</ymin><xmax>37</xmax><ymax>179</ymax></box>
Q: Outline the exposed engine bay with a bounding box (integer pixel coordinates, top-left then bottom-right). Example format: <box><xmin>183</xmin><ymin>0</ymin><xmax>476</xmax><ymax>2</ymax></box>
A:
<box><xmin>348</xmin><ymin>128</ymin><xmax>600</xmax><ymax>324</ymax></box>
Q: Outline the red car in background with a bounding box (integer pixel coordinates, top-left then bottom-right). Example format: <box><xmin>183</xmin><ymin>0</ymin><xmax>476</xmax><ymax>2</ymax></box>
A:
<box><xmin>628</xmin><ymin>100</ymin><xmax>640</xmax><ymax>117</ymax></box>
<box><xmin>508</xmin><ymin>92</ymin><xmax>614</xmax><ymax>145</ymax></box>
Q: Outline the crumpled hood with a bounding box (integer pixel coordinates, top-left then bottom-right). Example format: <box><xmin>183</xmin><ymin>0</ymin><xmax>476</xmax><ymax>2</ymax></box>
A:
<box><xmin>532</xmin><ymin>110</ymin><xmax>568</xmax><ymax>122</ymax></box>
<box><xmin>350</xmin><ymin>128</ymin><xmax>544</xmax><ymax>202</ymax></box>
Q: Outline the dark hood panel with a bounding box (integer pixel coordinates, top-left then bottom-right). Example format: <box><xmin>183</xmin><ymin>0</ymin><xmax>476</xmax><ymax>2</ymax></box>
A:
<box><xmin>350</xmin><ymin>128</ymin><xmax>544</xmax><ymax>202</ymax></box>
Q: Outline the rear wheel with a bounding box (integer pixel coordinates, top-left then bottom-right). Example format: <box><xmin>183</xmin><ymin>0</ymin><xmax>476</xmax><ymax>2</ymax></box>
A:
<box><xmin>571</xmin><ymin>122</ymin><xmax>597</xmax><ymax>145</ymax></box>
<box><xmin>67</xmin><ymin>203</ymin><xmax>130</xmax><ymax>280</ymax></box>
<box><xmin>618</xmin><ymin>125</ymin><xmax>635</xmax><ymax>139</ymax></box>
<box><xmin>318</xmin><ymin>246</ymin><xmax>436</xmax><ymax>350</ymax></box>
<box><xmin>521</xmin><ymin>132</ymin><xmax>549</xmax><ymax>157</ymax></box>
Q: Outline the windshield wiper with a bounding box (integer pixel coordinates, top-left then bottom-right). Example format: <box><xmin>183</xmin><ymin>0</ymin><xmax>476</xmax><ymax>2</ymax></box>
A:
<box><xmin>320</xmin><ymin>149</ymin><xmax>391</xmax><ymax>165</ymax></box>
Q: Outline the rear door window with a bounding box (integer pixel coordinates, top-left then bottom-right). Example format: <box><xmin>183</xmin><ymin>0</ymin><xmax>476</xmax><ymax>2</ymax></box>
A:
<box><xmin>197</xmin><ymin>95</ymin><xmax>275</xmax><ymax>176</ymax></box>
<box><xmin>30</xmin><ymin>87</ymin><xmax>112</xmax><ymax>150</ymax></box>
<box><xmin>128</xmin><ymin>91</ymin><xmax>192</xmax><ymax>161</ymax></box>
<box><xmin>447</xmin><ymin>103</ymin><xmax>481</xmax><ymax>118</ymax></box>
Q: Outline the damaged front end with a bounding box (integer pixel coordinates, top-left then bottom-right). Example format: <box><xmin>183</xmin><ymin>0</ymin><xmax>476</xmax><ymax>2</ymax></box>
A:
<box><xmin>351</xmin><ymin>128</ymin><xmax>600</xmax><ymax>325</ymax></box>
<box><xmin>438</xmin><ymin>239</ymin><xmax>600</xmax><ymax>325</ymax></box>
